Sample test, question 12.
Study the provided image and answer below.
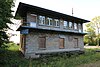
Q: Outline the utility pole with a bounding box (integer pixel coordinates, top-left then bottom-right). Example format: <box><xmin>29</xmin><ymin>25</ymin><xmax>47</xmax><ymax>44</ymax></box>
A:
<box><xmin>72</xmin><ymin>8</ymin><xmax>73</xmax><ymax>16</ymax></box>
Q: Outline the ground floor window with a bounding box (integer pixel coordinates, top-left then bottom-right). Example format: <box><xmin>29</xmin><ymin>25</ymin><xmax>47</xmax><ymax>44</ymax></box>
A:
<box><xmin>74</xmin><ymin>38</ymin><xmax>78</xmax><ymax>48</ymax></box>
<box><xmin>59</xmin><ymin>38</ymin><xmax>65</xmax><ymax>49</ymax></box>
<box><xmin>39</xmin><ymin>37</ymin><xmax>46</xmax><ymax>49</ymax></box>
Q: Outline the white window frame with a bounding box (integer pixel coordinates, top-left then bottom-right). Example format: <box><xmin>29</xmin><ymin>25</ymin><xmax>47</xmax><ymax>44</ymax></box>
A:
<box><xmin>39</xmin><ymin>16</ymin><xmax>45</xmax><ymax>25</ymax></box>
<box><xmin>79</xmin><ymin>23</ymin><xmax>82</xmax><ymax>32</ymax></box>
<box><xmin>69</xmin><ymin>21</ymin><xmax>73</xmax><ymax>29</ymax></box>
<box><xmin>64</xmin><ymin>21</ymin><xmax>68</xmax><ymax>28</ymax></box>
<box><xmin>54</xmin><ymin>19</ymin><xmax>60</xmax><ymax>27</ymax></box>
<box><xmin>74</xmin><ymin>23</ymin><xmax>78</xmax><ymax>30</ymax></box>
<box><xmin>47</xmin><ymin>17</ymin><xmax>53</xmax><ymax>26</ymax></box>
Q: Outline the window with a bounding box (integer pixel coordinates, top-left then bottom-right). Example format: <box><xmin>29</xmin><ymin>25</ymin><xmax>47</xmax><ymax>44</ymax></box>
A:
<box><xmin>54</xmin><ymin>19</ymin><xmax>60</xmax><ymax>27</ymax></box>
<box><xmin>59</xmin><ymin>38</ymin><xmax>64</xmax><ymax>49</ymax></box>
<box><xmin>46</xmin><ymin>17</ymin><xmax>53</xmax><ymax>26</ymax></box>
<box><xmin>28</xmin><ymin>14</ymin><xmax>37</xmax><ymax>22</ymax></box>
<box><xmin>74</xmin><ymin>38</ymin><xmax>78</xmax><ymax>48</ymax></box>
<box><xmin>39</xmin><ymin>37</ymin><xmax>46</xmax><ymax>49</ymax></box>
<box><xmin>39</xmin><ymin>16</ymin><xmax>45</xmax><ymax>25</ymax></box>
<box><xmin>69</xmin><ymin>22</ymin><xmax>73</xmax><ymax>29</ymax></box>
<box><xmin>64</xmin><ymin>21</ymin><xmax>68</xmax><ymax>28</ymax></box>
<box><xmin>79</xmin><ymin>23</ymin><xmax>82</xmax><ymax>32</ymax></box>
<box><xmin>74</xmin><ymin>23</ymin><xmax>78</xmax><ymax>30</ymax></box>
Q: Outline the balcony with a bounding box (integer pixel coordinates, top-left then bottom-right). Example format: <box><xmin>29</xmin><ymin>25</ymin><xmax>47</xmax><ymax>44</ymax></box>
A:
<box><xmin>20</xmin><ymin>22</ymin><xmax>85</xmax><ymax>35</ymax></box>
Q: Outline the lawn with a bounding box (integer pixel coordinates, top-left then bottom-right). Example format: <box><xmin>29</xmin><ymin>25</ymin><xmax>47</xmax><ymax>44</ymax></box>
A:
<box><xmin>1</xmin><ymin>43</ymin><xmax>100</xmax><ymax>67</ymax></box>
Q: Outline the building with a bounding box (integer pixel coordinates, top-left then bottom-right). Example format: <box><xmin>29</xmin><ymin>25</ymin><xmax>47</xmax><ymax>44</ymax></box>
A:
<box><xmin>15</xmin><ymin>2</ymin><xmax>90</xmax><ymax>58</ymax></box>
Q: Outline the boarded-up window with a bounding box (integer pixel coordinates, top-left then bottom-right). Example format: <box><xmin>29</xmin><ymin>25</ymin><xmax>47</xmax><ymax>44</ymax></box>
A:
<box><xmin>59</xmin><ymin>38</ymin><xmax>64</xmax><ymax>49</ymax></box>
<box><xmin>74</xmin><ymin>38</ymin><xmax>78</xmax><ymax>48</ymax></box>
<box><xmin>39</xmin><ymin>37</ymin><xmax>46</xmax><ymax>48</ymax></box>
<box><xmin>27</xmin><ymin>14</ymin><xmax>37</xmax><ymax>22</ymax></box>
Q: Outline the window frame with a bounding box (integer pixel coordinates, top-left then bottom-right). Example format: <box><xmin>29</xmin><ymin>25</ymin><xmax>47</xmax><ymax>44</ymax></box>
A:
<box><xmin>39</xmin><ymin>15</ymin><xmax>45</xmax><ymax>25</ymax></box>
<box><xmin>46</xmin><ymin>17</ymin><xmax>53</xmax><ymax>26</ymax></box>
<box><xmin>29</xmin><ymin>14</ymin><xmax>37</xmax><ymax>22</ymax></box>
<box><xmin>64</xmin><ymin>21</ymin><xmax>68</xmax><ymax>29</ymax></box>
<box><xmin>54</xmin><ymin>19</ymin><xmax>60</xmax><ymax>27</ymax></box>
<box><xmin>38</xmin><ymin>37</ymin><xmax>46</xmax><ymax>49</ymax></box>
<box><xmin>78</xmin><ymin>23</ymin><xmax>82</xmax><ymax>32</ymax></box>
<box><xmin>74</xmin><ymin>22</ymin><xmax>78</xmax><ymax>30</ymax></box>
<box><xmin>59</xmin><ymin>38</ymin><xmax>65</xmax><ymax>49</ymax></box>
<box><xmin>69</xmin><ymin>21</ymin><xmax>73</xmax><ymax>29</ymax></box>
<box><xmin>74</xmin><ymin>38</ymin><xmax>78</xmax><ymax>48</ymax></box>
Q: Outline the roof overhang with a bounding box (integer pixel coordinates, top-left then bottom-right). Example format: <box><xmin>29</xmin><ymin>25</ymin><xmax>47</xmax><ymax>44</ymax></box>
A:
<box><xmin>15</xmin><ymin>2</ymin><xmax>90</xmax><ymax>23</ymax></box>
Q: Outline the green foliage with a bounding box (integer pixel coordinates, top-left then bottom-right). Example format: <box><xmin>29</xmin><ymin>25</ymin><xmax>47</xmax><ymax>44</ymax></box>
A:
<box><xmin>1</xmin><ymin>43</ymin><xmax>100</xmax><ymax>67</ymax></box>
<box><xmin>0</xmin><ymin>0</ymin><xmax>14</xmax><ymax>30</ymax></box>
<box><xmin>84</xmin><ymin>22</ymin><xmax>96</xmax><ymax>46</ymax></box>
<box><xmin>91</xmin><ymin>16</ymin><xmax>100</xmax><ymax>46</ymax></box>
<box><xmin>0</xmin><ymin>31</ymin><xmax>9</xmax><ymax>48</ymax></box>
<box><xmin>0</xmin><ymin>0</ymin><xmax>14</xmax><ymax>48</ymax></box>
<box><xmin>84</xmin><ymin>16</ymin><xmax>100</xmax><ymax>46</ymax></box>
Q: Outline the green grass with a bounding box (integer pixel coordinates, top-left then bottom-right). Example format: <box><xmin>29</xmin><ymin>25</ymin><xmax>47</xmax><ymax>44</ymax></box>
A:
<box><xmin>1</xmin><ymin>43</ymin><xmax>100</xmax><ymax>67</ymax></box>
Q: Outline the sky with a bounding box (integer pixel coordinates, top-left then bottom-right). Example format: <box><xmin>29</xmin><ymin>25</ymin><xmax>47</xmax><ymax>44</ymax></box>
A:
<box><xmin>13</xmin><ymin>0</ymin><xmax>100</xmax><ymax>21</ymax></box>
<box><xmin>10</xmin><ymin>0</ymin><xmax>100</xmax><ymax>43</ymax></box>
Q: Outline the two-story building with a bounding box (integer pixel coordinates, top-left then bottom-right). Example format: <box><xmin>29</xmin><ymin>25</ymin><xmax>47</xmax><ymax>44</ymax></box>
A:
<box><xmin>15</xmin><ymin>2</ymin><xmax>90</xmax><ymax>58</ymax></box>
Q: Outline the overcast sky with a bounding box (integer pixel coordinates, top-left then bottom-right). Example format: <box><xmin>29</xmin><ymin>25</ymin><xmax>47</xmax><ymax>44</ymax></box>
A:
<box><xmin>13</xmin><ymin>0</ymin><xmax>100</xmax><ymax>21</ymax></box>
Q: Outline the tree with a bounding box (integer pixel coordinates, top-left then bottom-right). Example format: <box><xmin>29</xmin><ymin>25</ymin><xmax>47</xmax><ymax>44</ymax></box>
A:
<box><xmin>0</xmin><ymin>0</ymin><xmax>14</xmax><ymax>48</ymax></box>
<box><xmin>84</xmin><ymin>22</ymin><xmax>96</xmax><ymax>46</ymax></box>
<box><xmin>92</xmin><ymin>16</ymin><xmax>100</xmax><ymax>46</ymax></box>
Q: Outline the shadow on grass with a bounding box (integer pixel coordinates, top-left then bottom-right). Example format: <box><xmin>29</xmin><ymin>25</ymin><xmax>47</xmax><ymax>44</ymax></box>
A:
<box><xmin>0</xmin><ymin>48</ymin><xmax>28</xmax><ymax>67</ymax></box>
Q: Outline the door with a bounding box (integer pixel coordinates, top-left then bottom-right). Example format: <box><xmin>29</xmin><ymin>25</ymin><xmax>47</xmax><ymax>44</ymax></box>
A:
<box><xmin>20</xmin><ymin>35</ymin><xmax>26</xmax><ymax>54</ymax></box>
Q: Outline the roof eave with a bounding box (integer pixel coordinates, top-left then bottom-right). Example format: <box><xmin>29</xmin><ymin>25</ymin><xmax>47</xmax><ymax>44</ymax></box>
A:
<box><xmin>15</xmin><ymin>2</ymin><xmax>90</xmax><ymax>23</ymax></box>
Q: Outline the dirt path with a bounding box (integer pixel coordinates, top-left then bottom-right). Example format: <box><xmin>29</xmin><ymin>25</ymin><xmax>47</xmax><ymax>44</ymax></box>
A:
<box><xmin>84</xmin><ymin>46</ymin><xmax>100</xmax><ymax>49</ymax></box>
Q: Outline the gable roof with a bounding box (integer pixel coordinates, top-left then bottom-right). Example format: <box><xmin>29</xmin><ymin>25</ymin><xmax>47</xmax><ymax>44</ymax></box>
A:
<box><xmin>15</xmin><ymin>2</ymin><xmax>90</xmax><ymax>23</ymax></box>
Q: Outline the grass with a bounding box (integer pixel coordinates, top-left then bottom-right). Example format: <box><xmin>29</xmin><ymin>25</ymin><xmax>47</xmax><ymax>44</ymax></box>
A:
<box><xmin>1</xmin><ymin>43</ymin><xmax>100</xmax><ymax>67</ymax></box>
<box><xmin>78</xmin><ymin>60</ymin><xmax>100</xmax><ymax>67</ymax></box>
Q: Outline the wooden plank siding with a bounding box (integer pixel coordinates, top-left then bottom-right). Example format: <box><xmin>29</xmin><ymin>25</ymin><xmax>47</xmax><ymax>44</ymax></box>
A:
<box><xmin>20</xmin><ymin>34</ymin><xmax>26</xmax><ymax>54</ymax></box>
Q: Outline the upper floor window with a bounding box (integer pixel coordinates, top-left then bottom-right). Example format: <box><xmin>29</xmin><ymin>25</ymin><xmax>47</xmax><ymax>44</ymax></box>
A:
<box><xmin>46</xmin><ymin>17</ymin><xmax>53</xmax><ymax>26</ymax></box>
<box><xmin>64</xmin><ymin>21</ymin><xmax>68</xmax><ymax>28</ymax></box>
<box><xmin>39</xmin><ymin>16</ymin><xmax>45</xmax><ymax>25</ymax></box>
<box><xmin>74</xmin><ymin>23</ymin><xmax>78</xmax><ymax>30</ymax></box>
<box><xmin>69</xmin><ymin>22</ymin><xmax>73</xmax><ymax>29</ymax></box>
<box><xmin>27</xmin><ymin>14</ymin><xmax>37</xmax><ymax>23</ymax></box>
<box><xmin>79</xmin><ymin>23</ymin><xmax>82</xmax><ymax>32</ymax></box>
<box><xmin>54</xmin><ymin>19</ymin><xmax>60</xmax><ymax>27</ymax></box>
